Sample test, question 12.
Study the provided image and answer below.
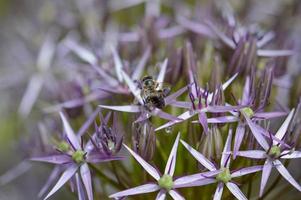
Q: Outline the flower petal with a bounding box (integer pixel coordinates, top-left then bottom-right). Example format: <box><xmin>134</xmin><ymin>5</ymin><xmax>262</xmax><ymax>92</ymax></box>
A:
<box><xmin>231</xmin><ymin>165</ymin><xmax>263</xmax><ymax>178</ymax></box>
<box><xmin>152</xmin><ymin>108</ymin><xmax>182</xmax><ymax>121</ymax></box>
<box><xmin>165</xmin><ymin>85</ymin><xmax>189</xmax><ymax>105</ymax></box>
<box><xmin>257</xmin><ymin>49</ymin><xmax>295</xmax><ymax>57</ymax></box>
<box><xmin>281</xmin><ymin>150</ymin><xmax>301</xmax><ymax>159</ymax></box>
<box><xmin>31</xmin><ymin>155</ymin><xmax>71</xmax><ymax>165</ymax></box>
<box><xmin>253</xmin><ymin>112</ymin><xmax>287</xmax><ymax>120</ymax></box>
<box><xmin>39</xmin><ymin>166</ymin><xmax>61</xmax><ymax>197</ymax></box>
<box><xmin>259</xmin><ymin>160</ymin><xmax>273</xmax><ymax>197</ymax></box>
<box><xmin>226</xmin><ymin>182</ymin><xmax>247</xmax><ymax>200</ymax></box>
<box><xmin>44</xmin><ymin>164</ymin><xmax>78</xmax><ymax>200</ymax></box>
<box><xmin>273</xmin><ymin>109</ymin><xmax>295</xmax><ymax>145</ymax></box>
<box><xmin>60</xmin><ymin>112</ymin><xmax>81</xmax><ymax>150</ymax></box>
<box><xmin>180</xmin><ymin>140</ymin><xmax>216</xmax><ymax>171</ymax></box>
<box><xmin>156</xmin><ymin>190</ymin><xmax>166</xmax><ymax>200</ymax></box>
<box><xmin>176</xmin><ymin>178</ymin><xmax>217</xmax><ymax>188</ymax></box>
<box><xmin>99</xmin><ymin>105</ymin><xmax>140</xmax><ymax>113</ymax></box>
<box><xmin>165</xmin><ymin>133</ymin><xmax>181</xmax><ymax>176</ymax></box>
<box><xmin>110</xmin><ymin>45</ymin><xmax>123</xmax><ymax>82</ymax></box>
<box><xmin>236</xmin><ymin>150</ymin><xmax>266</xmax><ymax>159</ymax></box>
<box><xmin>80</xmin><ymin>163</ymin><xmax>93</xmax><ymax>200</ymax></box>
<box><xmin>198</xmin><ymin>111</ymin><xmax>209</xmax><ymax>134</ymax></box>
<box><xmin>169</xmin><ymin>190</ymin><xmax>185</xmax><ymax>200</ymax></box>
<box><xmin>64</xmin><ymin>40</ymin><xmax>97</xmax><ymax>65</ymax></box>
<box><xmin>233</xmin><ymin>123</ymin><xmax>245</xmax><ymax>159</ymax></box>
<box><xmin>213</xmin><ymin>182</ymin><xmax>224</xmax><ymax>200</ymax></box>
<box><xmin>156</xmin><ymin>58</ymin><xmax>168</xmax><ymax>83</ymax></box>
<box><xmin>132</xmin><ymin>46</ymin><xmax>151</xmax><ymax>80</ymax></box>
<box><xmin>75</xmin><ymin>173</ymin><xmax>85</xmax><ymax>200</ymax></box>
<box><xmin>174</xmin><ymin>170</ymin><xmax>221</xmax><ymax>187</ymax></box>
<box><xmin>221</xmin><ymin>129</ymin><xmax>233</xmax><ymax>168</ymax></box>
<box><xmin>77</xmin><ymin>108</ymin><xmax>101</xmax><ymax>137</ymax></box>
<box><xmin>273</xmin><ymin>159</ymin><xmax>301</xmax><ymax>191</ymax></box>
<box><xmin>109</xmin><ymin>183</ymin><xmax>160</xmax><ymax>198</ymax></box>
<box><xmin>123</xmin><ymin>144</ymin><xmax>160</xmax><ymax>180</ymax></box>
<box><xmin>121</xmin><ymin>70</ymin><xmax>143</xmax><ymax>104</ymax></box>
<box><xmin>206</xmin><ymin>116</ymin><xmax>238</xmax><ymax>124</ymax></box>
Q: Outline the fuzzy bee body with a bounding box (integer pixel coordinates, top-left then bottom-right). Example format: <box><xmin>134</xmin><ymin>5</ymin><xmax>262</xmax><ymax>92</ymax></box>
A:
<box><xmin>140</xmin><ymin>76</ymin><xmax>170</xmax><ymax>110</ymax></box>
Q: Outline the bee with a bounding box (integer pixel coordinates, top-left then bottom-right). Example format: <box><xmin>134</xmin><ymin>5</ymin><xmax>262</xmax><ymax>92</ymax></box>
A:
<box><xmin>139</xmin><ymin>76</ymin><xmax>170</xmax><ymax>109</ymax></box>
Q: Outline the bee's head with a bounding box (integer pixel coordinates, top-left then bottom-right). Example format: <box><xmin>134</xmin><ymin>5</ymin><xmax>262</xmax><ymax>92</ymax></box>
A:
<box><xmin>142</xmin><ymin>76</ymin><xmax>155</xmax><ymax>88</ymax></box>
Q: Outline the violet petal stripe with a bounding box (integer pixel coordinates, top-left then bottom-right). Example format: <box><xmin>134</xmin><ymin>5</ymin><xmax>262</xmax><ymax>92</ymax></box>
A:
<box><xmin>281</xmin><ymin>150</ymin><xmax>301</xmax><ymax>159</ymax></box>
<box><xmin>156</xmin><ymin>190</ymin><xmax>166</xmax><ymax>200</ymax></box>
<box><xmin>38</xmin><ymin>166</ymin><xmax>61</xmax><ymax>197</ymax></box>
<box><xmin>169</xmin><ymin>190</ymin><xmax>185</xmax><ymax>200</ymax></box>
<box><xmin>165</xmin><ymin>85</ymin><xmax>189</xmax><ymax>105</ymax></box>
<box><xmin>174</xmin><ymin>170</ymin><xmax>221</xmax><ymax>187</ymax></box>
<box><xmin>221</xmin><ymin>129</ymin><xmax>233</xmax><ymax>168</ymax></box>
<box><xmin>259</xmin><ymin>160</ymin><xmax>273</xmax><ymax>197</ymax></box>
<box><xmin>157</xmin><ymin>58</ymin><xmax>168</xmax><ymax>83</ymax></box>
<box><xmin>44</xmin><ymin>164</ymin><xmax>78</xmax><ymax>200</ymax></box>
<box><xmin>75</xmin><ymin>173</ymin><xmax>85</xmax><ymax>200</ymax></box>
<box><xmin>109</xmin><ymin>183</ymin><xmax>160</xmax><ymax>198</ymax></box>
<box><xmin>132</xmin><ymin>46</ymin><xmax>151</xmax><ymax>80</ymax></box>
<box><xmin>205</xmin><ymin>105</ymin><xmax>243</xmax><ymax>113</ymax></box>
<box><xmin>226</xmin><ymin>182</ymin><xmax>247</xmax><ymax>200</ymax></box>
<box><xmin>164</xmin><ymin>133</ymin><xmax>181</xmax><ymax>176</ymax></box>
<box><xmin>253</xmin><ymin>111</ymin><xmax>287</xmax><ymax>120</ymax></box>
<box><xmin>273</xmin><ymin>109</ymin><xmax>295</xmax><ymax>145</ymax></box>
<box><xmin>80</xmin><ymin>163</ymin><xmax>93</xmax><ymax>200</ymax></box>
<box><xmin>176</xmin><ymin>178</ymin><xmax>217</xmax><ymax>188</ymax></box>
<box><xmin>121</xmin><ymin>70</ymin><xmax>143</xmax><ymax>104</ymax></box>
<box><xmin>213</xmin><ymin>182</ymin><xmax>224</xmax><ymax>200</ymax></box>
<box><xmin>273</xmin><ymin>159</ymin><xmax>301</xmax><ymax>191</ymax></box>
<box><xmin>180</xmin><ymin>140</ymin><xmax>216</xmax><ymax>171</ymax></box>
<box><xmin>206</xmin><ymin>116</ymin><xmax>238</xmax><ymax>124</ymax></box>
<box><xmin>155</xmin><ymin>111</ymin><xmax>196</xmax><ymax>132</ymax></box>
<box><xmin>236</xmin><ymin>150</ymin><xmax>266</xmax><ymax>159</ymax></box>
<box><xmin>31</xmin><ymin>155</ymin><xmax>71</xmax><ymax>165</ymax></box>
<box><xmin>153</xmin><ymin>108</ymin><xmax>182</xmax><ymax>121</ymax></box>
<box><xmin>257</xmin><ymin>49</ymin><xmax>295</xmax><ymax>57</ymax></box>
<box><xmin>123</xmin><ymin>144</ymin><xmax>160</xmax><ymax>180</ymax></box>
<box><xmin>243</xmin><ymin>113</ymin><xmax>269</xmax><ymax>151</ymax></box>
<box><xmin>77</xmin><ymin>107</ymin><xmax>101</xmax><ymax>137</ymax></box>
<box><xmin>231</xmin><ymin>165</ymin><xmax>263</xmax><ymax>178</ymax></box>
<box><xmin>60</xmin><ymin>112</ymin><xmax>81</xmax><ymax>150</ymax></box>
<box><xmin>198</xmin><ymin>112</ymin><xmax>209</xmax><ymax>134</ymax></box>
<box><xmin>98</xmin><ymin>105</ymin><xmax>140</xmax><ymax>113</ymax></box>
<box><xmin>233</xmin><ymin>123</ymin><xmax>245</xmax><ymax>158</ymax></box>
<box><xmin>110</xmin><ymin>45</ymin><xmax>123</xmax><ymax>82</ymax></box>
<box><xmin>241</xmin><ymin>77</ymin><xmax>250</xmax><ymax>105</ymax></box>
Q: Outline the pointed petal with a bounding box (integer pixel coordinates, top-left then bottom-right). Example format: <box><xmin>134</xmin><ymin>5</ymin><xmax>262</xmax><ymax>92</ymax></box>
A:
<box><xmin>175</xmin><ymin>178</ymin><xmax>217</xmax><ymax>188</ymax></box>
<box><xmin>156</xmin><ymin>190</ymin><xmax>166</xmax><ymax>200</ymax></box>
<box><xmin>221</xmin><ymin>129</ymin><xmax>233</xmax><ymax>168</ymax></box>
<box><xmin>241</xmin><ymin>77</ymin><xmax>250</xmax><ymax>105</ymax></box>
<box><xmin>281</xmin><ymin>150</ymin><xmax>301</xmax><ymax>159</ymax></box>
<box><xmin>123</xmin><ymin>144</ymin><xmax>160</xmax><ymax>180</ymax></box>
<box><xmin>64</xmin><ymin>40</ymin><xmax>97</xmax><ymax>65</ymax></box>
<box><xmin>257</xmin><ymin>49</ymin><xmax>295</xmax><ymax>57</ymax></box>
<box><xmin>236</xmin><ymin>150</ymin><xmax>266</xmax><ymax>159</ymax></box>
<box><xmin>231</xmin><ymin>165</ymin><xmax>263</xmax><ymax>178</ymax></box>
<box><xmin>243</xmin><ymin>113</ymin><xmax>270</xmax><ymax>150</ymax></box>
<box><xmin>110</xmin><ymin>45</ymin><xmax>123</xmax><ymax>82</ymax></box>
<box><xmin>31</xmin><ymin>155</ymin><xmax>71</xmax><ymax>164</ymax></box>
<box><xmin>80</xmin><ymin>163</ymin><xmax>93</xmax><ymax>200</ymax></box>
<box><xmin>155</xmin><ymin>111</ymin><xmax>196</xmax><ymax>132</ymax></box>
<box><xmin>176</xmin><ymin>16</ymin><xmax>213</xmax><ymax>37</ymax></box>
<box><xmin>233</xmin><ymin>123</ymin><xmax>245</xmax><ymax>159</ymax></box>
<box><xmin>226</xmin><ymin>182</ymin><xmax>247</xmax><ymax>200</ymax></box>
<box><xmin>75</xmin><ymin>173</ymin><xmax>85</xmax><ymax>200</ymax></box>
<box><xmin>174</xmin><ymin>170</ymin><xmax>221</xmax><ymax>187</ymax></box>
<box><xmin>157</xmin><ymin>58</ymin><xmax>168</xmax><ymax>83</ymax></box>
<box><xmin>60</xmin><ymin>112</ymin><xmax>81</xmax><ymax>150</ymax></box>
<box><xmin>253</xmin><ymin>111</ymin><xmax>287</xmax><ymax>120</ymax></box>
<box><xmin>86</xmin><ymin>154</ymin><xmax>124</xmax><ymax>163</ymax></box>
<box><xmin>44</xmin><ymin>164</ymin><xmax>78</xmax><ymax>200</ymax></box>
<box><xmin>132</xmin><ymin>46</ymin><xmax>151</xmax><ymax>80</ymax></box>
<box><xmin>273</xmin><ymin>159</ymin><xmax>301</xmax><ymax>191</ymax></box>
<box><xmin>98</xmin><ymin>105</ymin><xmax>140</xmax><ymax>113</ymax></box>
<box><xmin>165</xmin><ymin>85</ymin><xmax>189</xmax><ymax>105</ymax></box>
<box><xmin>121</xmin><ymin>70</ymin><xmax>143</xmax><ymax>104</ymax></box>
<box><xmin>109</xmin><ymin>183</ymin><xmax>160</xmax><ymax>198</ymax></box>
<box><xmin>257</xmin><ymin>31</ymin><xmax>275</xmax><ymax>48</ymax></box>
<box><xmin>39</xmin><ymin>167</ymin><xmax>61</xmax><ymax>197</ymax></box>
<box><xmin>205</xmin><ymin>105</ymin><xmax>242</xmax><ymax>113</ymax></box>
<box><xmin>164</xmin><ymin>133</ymin><xmax>180</xmax><ymax>176</ymax></box>
<box><xmin>213</xmin><ymin>182</ymin><xmax>224</xmax><ymax>200</ymax></box>
<box><xmin>169</xmin><ymin>190</ymin><xmax>185</xmax><ymax>200</ymax></box>
<box><xmin>273</xmin><ymin>109</ymin><xmax>295</xmax><ymax>145</ymax></box>
<box><xmin>259</xmin><ymin>160</ymin><xmax>273</xmax><ymax>197</ymax></box>
<box><xmin>206</xmin><ymin>116</ymin><xmax>238</xmax><ymax>124</ymax></box>
<box><xmin>77</xmin><ymin>108</ymin><xmax>100</xmax><ymax>137</ymax></box>
<box><xmin>198</xmin><ymin>112</ymin><xmax>209</xmax><ymax>134</ymax></box>
<box><xmin>153</xmin><ymin>108</ymin><xmax>182</xmax><ymax>121</ymax></box>
<box><xmin>180</xmin><ymin>140</ymin><xmax>216</xmax><ymax>171</ymax></box>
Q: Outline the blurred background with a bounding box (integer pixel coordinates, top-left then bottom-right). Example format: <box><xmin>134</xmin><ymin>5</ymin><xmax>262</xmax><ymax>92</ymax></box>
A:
<box><xmin>0</xmin><ymin>0</ymin><xmax>300</xmax><ymax>199</ymax></box>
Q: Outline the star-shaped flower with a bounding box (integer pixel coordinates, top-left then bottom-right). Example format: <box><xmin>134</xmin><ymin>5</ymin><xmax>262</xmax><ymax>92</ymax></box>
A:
<box><xmin>237</xmin><ymin>109</ymin><xmax>301</xmax><ymax>196</ymax></box>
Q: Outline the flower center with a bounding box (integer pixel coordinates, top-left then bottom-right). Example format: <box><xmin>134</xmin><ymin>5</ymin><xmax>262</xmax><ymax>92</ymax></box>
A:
<box><xmin>241</xmin><ymin>107</ymin><xmax>254</xmax><ymax>118</ymax></box>
<box><xmin>268</xmin><ymin>146</ymin><xmax>281</xmax><ymax>158</ymax></box>
<box><xmin>57</xmin><ymin>141</ymin><xmax>70</xmax><ymax>152</ymax></box>
<box><xmin>216</xmin><ymin>168</ymin><xmax>231</xmax><ymax>183</ymax></box>
<box><xmin>72</xmin><ymin>150</ymin><xmax>86</xmax><ymax>164</ymax></box>
<box><xmin>158</xmin><ymin>174</ymin><xmax>174</xmax><ymax>191</ymax></box>
<box><xmin>108</xmin><ymin>140</ymin><xmax>115</xmax><ymax>151</ymax></box>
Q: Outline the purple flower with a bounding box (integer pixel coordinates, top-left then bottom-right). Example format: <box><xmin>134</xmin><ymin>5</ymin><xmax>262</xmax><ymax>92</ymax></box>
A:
<box><xmin>31</xmin><ymin>112</ymin><xmax>123</xmax><ymax>200</ymax></box>
<box><xmin>110</xmin><ymin>133</ymin><xmax>204</xmax><ymax>199</ymax></box>
<box><xmin>237</xmin><ymin>109</ymin><xmax>301</xmax><ymax>196</ymax></box>
<box><xmin>178</xmin><ymin>129</ymin><xmax>262</xmax><ymax>200</ymax></box>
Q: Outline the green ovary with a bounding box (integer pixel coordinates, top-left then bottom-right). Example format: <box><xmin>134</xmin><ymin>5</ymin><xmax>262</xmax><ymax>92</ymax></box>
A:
<box><xmin>216</xmin><ymin>168</ymin><xmax>231</xmax><ymax>183</ymax></box>
<box><xmin>269</xmin><ymin>146</ymin><xmax>281</xmax><ymax>158</ymax></box>
<box><xmin>241</xmin><ymin>107</ymin><xmax>254</xmax><ymax>118</ymax></box>
<box><xmin>158</xmin><ymin>174</ymin><xmax>174</xmax><ymax>191</ymax></box>
<box><xmin>57</xmin><ymin>141</ymin><xmax>69</xmax><ymax>152</ymax></box>
<box><xmin>72</xmin><ymin>150</ymin><xmax>86</xmax><ymax>164</ymax></box>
